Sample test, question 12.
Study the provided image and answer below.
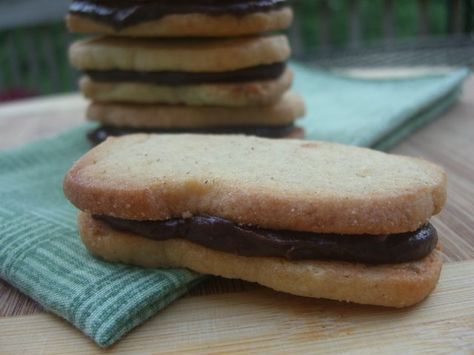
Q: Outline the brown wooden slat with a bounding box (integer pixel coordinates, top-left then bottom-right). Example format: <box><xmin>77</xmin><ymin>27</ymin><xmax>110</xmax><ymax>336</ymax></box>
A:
<box><xmin>41</xmin><ymin>26</ymin><xmax>61</xmax><ymax>93</ymax></box>
<box><xmin>21</xmin><ymin>29</ymin><xmax>41</xmax><ymax>92</ymax></box>
<box><xmin>0</xmin><ymin>66</ymin><xmax>4</xmax><ymax>91</ymax></box>
<box><xmin>318</xmin><ymin>0</ymin><xmax>331</xmax><ymax>50</ymax></box>
<box><xmin>417</xmin><ymin>0</ymin><xmax>430</xmax><ymax>36</ymax></box>
<box><xmin>0</xmin><ymin>279</ymin><xmax>42</xmax><ymax>317</ymax></box>
<box><xmin>6</xmin><ymin>33</ymin><xmax>22</xmax><ymax>88</ymax></box>
<box><xmin>464</xmin><ymin>0</ymin><xmax>473</xmax><ymax>34</ymax></box>
<box><xmin>383</xmin><ymin>0</ymin><xmax>395</xmax><ymax>40</ymax></box>
<box><xmin>452</xmin><ymin>0</ymin><xmax>463</xmax><ymax>33</ymax></box>
<box><xmin>348</xmin><ymin>0</ymin><xmax>362</xmax><ymax>48</ymax></box>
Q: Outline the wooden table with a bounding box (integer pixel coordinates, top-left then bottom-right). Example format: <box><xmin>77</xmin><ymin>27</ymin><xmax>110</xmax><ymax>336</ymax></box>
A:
<box><xmin>1</xmin><ymin>78</ymin><xmax>474</xmax><ymax>352</ymax></box>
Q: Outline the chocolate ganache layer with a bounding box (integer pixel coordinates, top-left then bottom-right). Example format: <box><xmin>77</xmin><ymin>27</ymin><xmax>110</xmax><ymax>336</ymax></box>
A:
<box><xmin>70</xmin><ymin>0</ymin><xmax>288</xmax><ymax>29</ymax></box>
<box><xmin>85</xmin><ymin>63</ymin><xmax>286</xmax><ymax>86</ymax></box>
<box><xmin>88</xmin><ymin>124</ymin><xmax>296</xmax><ymax>145</ymax></box>
<box><xmin>94</xmin><ymin>215</ymin><xmax>438</xmax><ymax>264</ymax></box>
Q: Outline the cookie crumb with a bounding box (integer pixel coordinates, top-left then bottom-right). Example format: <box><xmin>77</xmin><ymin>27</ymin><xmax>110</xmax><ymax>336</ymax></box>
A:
<box><xmin>182</xmin><ymin>211</ymin><xmax>192</xmax><ymax>219</ymax></box>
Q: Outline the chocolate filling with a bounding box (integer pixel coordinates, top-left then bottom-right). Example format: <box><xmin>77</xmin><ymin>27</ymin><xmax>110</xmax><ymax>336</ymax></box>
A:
<box><xmin>70</xmin><ymin>0</ymin><xmax>288</xmax><ymax>29</ymax></box>
<box><xmin>85</xmin><ymin>63</ymin><xmax>286</xmax><ymax>85</ymax></box>
<box><xmin>87</xmin><ymin>124</ymin><xmax>296</xmax><ymax>145</ymax></box>
<box><xmin>94</xmin><ymin>214</ymin><xmax>438</xmax><ymax>264</ymax></box>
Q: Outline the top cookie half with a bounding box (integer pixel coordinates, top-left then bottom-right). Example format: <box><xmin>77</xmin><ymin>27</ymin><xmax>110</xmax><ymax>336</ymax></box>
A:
<box><xmin>69</xmin><ymin>35</ymin><xmax>290</xmax><ymax>73</ymax></box>
<box><xmin>67</xmin><ymin>0</ymin><xmax>293</xmax><ymax>37</ymax></box>
<box><xmin>64</xmin><ymin>134</ymin><xmax>447</xmax><ymax>235</ymax></box>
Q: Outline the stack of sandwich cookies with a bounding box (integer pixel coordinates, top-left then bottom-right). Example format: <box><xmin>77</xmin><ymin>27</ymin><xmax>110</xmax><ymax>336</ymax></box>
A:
<box><xmin>64</xmin><ymin>134</ymin><xmax>447</xmax><ymax>308</ymax></box>
<box><xmin>67</xmin><ymin>1</ymin><xmax>305</xmax><ymax>143</ymax></box>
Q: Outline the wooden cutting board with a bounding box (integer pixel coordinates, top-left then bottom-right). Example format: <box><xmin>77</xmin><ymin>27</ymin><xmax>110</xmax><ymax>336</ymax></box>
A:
<box><xmin>1</xmin><ymin>260</ymin><xmax>473</xmax><ymax>354</ymax></box>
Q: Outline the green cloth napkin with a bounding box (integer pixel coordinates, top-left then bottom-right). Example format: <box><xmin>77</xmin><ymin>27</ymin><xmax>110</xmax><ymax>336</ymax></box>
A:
<box><xmin>0</xmin><ymin>128</ymin><xmax>206</xmax><ymax>347</ymax></box>
<box><xmin>295</xmin><ymin>64</ymin><xmax>469</xmax><ymax>149</ymax></box>
<box><xmin>0</xmin><ymin>65</ymin><xmax>468</xmax><ymax>348</ymax></box>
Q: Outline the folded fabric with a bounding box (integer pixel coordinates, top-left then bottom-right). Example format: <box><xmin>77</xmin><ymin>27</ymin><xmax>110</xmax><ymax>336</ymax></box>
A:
<box><xmin>0</xmin><ymin>64</ymin><xmax>468</xmax><ymax>347</ymax></box>
<box><xmin>295</xmin><ymin>64</ymin><xmax>469</xmax><ymax>149</ymax></box>
<box><xmin>0</xmin><ymin>128</ymin><xmax>206</xmax><ymax>347</ymax></box>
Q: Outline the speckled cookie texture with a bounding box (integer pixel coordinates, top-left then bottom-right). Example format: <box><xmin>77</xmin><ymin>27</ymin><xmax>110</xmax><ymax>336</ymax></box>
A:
<box><xmin>69</xmin><ymin>35</ymin><xmax>291</xmax><ymax>72</ymax></box>
<box><xmin>87</xmin><ymin>92</ymin><xmax>305</xmax><ymax>127</ymax></box>
<box><xmin>78</xmin><ymin>212</ymin><xmax>443</xmax><ymax>308</ymax></box>
<box><xmin>64</xmin><ymin>134</ymin><xmax>447</xmax><ymax>235</ymax></box>
<box><xmin>79</xmin><ymin>68</ymin><xmax>293</xmax><ymax>106</ymax></box>
<box><xmin>66</xmin><ymin>7</ymin><xmax>293</xmax><ymax>37</ymax></box>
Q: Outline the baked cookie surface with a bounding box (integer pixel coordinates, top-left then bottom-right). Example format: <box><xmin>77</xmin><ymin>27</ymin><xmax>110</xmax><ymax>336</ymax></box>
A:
<box><xmin>64</xmin><ymin>134</ymin><xmax>447</xmax><ymax>235</ymax></box>
<box><xmin>79</xmin><ymin>68</ymin><xmax>293</xmax><ymax>106</ymax></box>
<box><xmin>87</xmin><ymin>93</ymin><xmax>305</xmax><ymax>128</ymax></box>
<box><xmin>69</xmin><ymin>35</ymin><xmax>291</xmax><ymax>72</ymax></box>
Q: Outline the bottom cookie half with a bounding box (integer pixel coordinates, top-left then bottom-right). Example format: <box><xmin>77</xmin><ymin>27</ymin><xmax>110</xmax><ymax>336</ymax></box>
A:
<box><xmin>78</xmin><ymin>212</ymin><xmax>443</xmax><ymax>308</ymax></box>
<box><xmin>87</xmin><ymin>93</ymin><xmax>305</xmax><ymax>129</ymax></box>
<box><xmin>79</xmin><ymin>68</ymin><xmax>293</xmax><ymax>106</ymax></box>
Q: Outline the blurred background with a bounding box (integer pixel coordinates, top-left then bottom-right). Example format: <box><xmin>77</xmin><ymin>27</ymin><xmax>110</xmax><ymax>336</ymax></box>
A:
<box><xmin>0</xmin><ymin>0</ymin><xmax>473</xmax><ymax>103</ymax></box>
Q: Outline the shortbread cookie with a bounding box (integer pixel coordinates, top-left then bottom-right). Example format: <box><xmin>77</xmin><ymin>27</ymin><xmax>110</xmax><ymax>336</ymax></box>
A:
<box><xmin>67</xmin><ymin>1</ymin><xmax>292</xmax><ymax>37</ymax></box>
<box><xmin>78</xmin><ymin>212</ymin><xmax>443</xmax><ymax>308</ymax></box>
<box><xmin>65</xmin><ymin>136</ymin><xmax>446</xmax><ymax>307</ymax></box>
<box><xmin>87</xmin><ymin>93</ymin><xmax>305</xmax><ymax>128</ymax></box>
<box><xmin>69</xmin><ymin>35</ymin><xmax>290</xmax><ymax>73</ymax></box>
<box><xmin>64</xmin><ymin>134</ymin><xmax>447</xmax><ymax>235</ymax></box>
<box><xmin>79</xmin><ymin>68</ymin><xmax>293</xmax><ymax>106</ymax></box>
<box><xmin>86</xmin><ymin>93</ymin><xmax>306</xmax><ymax>143</ymax></box>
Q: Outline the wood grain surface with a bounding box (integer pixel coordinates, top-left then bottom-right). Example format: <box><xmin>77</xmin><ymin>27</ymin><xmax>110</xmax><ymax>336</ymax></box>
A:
<box><xmin>391</xmin><ymin>77</ymin><xmax>474</xmax><ymax>263</ymax></box>
<box><xmin>1</xmin><ymin>75</ymin><xmax>473</xmax><ymax>351</ymax></box>
<box><xmin>1</xmin><ymin>260</ymin><xmax>473</xmax><ymax>353</ymax></box>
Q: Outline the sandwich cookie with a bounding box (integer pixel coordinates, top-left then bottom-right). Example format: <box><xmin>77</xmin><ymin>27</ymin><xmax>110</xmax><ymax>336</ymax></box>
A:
<box><xmin>70</xmin><ymin>35</ymin><xmax>292</xmax><ymax>105</ymax></box>
<box><xmin>67</xmin><ymin>0</ymin><xmax>293</xmax><ymax>37</ymax></box>
<box><xmin>64</xmin><ymin>134</ymin><xmax>447</xmax><ymax>307</ymax></box>
<box><xmin>79</xmin><ymin>70</ymin><xmax>292</xmax><ymax>106</ymax></box>
<box><xmin>86</xmin><ymin>93</ymin><xmax>306</xmax><ymax>144</ymax></box>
